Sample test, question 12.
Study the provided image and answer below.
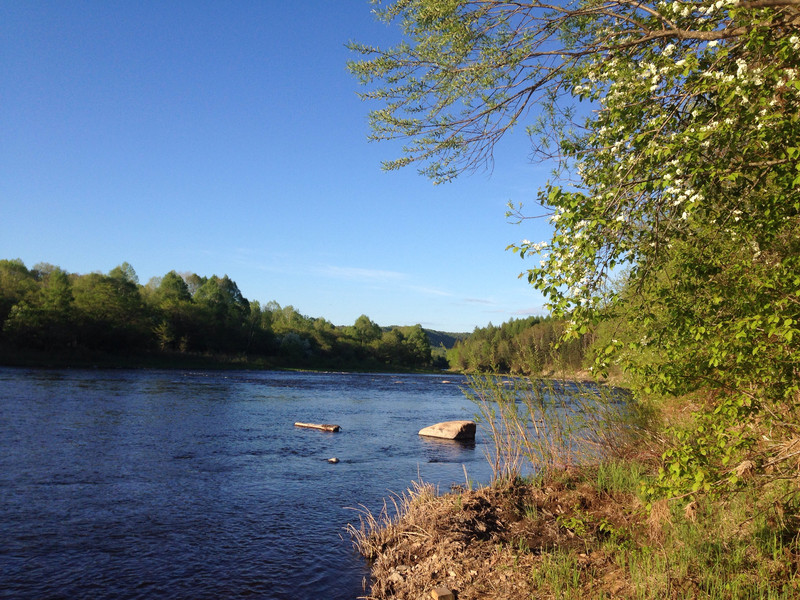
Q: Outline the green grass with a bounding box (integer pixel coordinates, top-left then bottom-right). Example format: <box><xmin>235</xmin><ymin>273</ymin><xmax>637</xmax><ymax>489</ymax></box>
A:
<box><xmin>596</xmin><ymin>459</ymin><xmax>649</xmax><ymax>495</ymax></box>
<box><xmin>607</xmin><ymin>466</ymin><xmax>799</xmax><ymax>599</ymax></box>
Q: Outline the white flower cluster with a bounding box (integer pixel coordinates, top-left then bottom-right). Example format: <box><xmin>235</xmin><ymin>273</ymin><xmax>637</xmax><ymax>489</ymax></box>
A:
<box><xmin>532</xmin><ymin>1</ymin><xmax>799</xmax><ymax>320</ymax></box>
<box><xmin>524</xmin><ymin>240</ymin><xmax>549</xmax><ymax>253</ymax></box>
<box><xmin>666</xmin><ymin>0</ymin><xmax>735</xmax><ymax>19</ymax></box>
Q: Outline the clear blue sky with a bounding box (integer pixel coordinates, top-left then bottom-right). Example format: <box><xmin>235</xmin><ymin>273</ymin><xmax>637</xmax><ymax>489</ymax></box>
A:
<box><xmin>1</xmin><ymin>1</ymin><xmax>554</xmax><ymax>333</ymax></box>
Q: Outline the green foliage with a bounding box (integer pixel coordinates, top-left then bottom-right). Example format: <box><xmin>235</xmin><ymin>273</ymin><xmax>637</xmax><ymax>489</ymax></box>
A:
<box><xmin>0</xmin><ymin>259</ymin><xmax>440</xmax><ymax>371</ymax></box>
<box><xmin>351</xmin><ymin>0</ymin><xmax>800</xmax><ymax>504</ymax></box>
<box><xmin>353</xmin><ymin>314</ymin><xmax>382</xmax><ymax>344</ymax></box>
<box><xmin>71</xmin><ymin>269</ymin><xmax>150</xmax><ymax>351</ymax></box>
<box><xmin>3</xmin><ymin>264</ymin><xmax>76</xmax><ymax>351</ymax></box>
<box><xmin>449</xmin><ymin>316</ymin><xmax>589</xmax><ymax>375</ymax></box>
<box><xmin>0</xmin><ymin>259</ymin><xmax>37</xmax><ymax>327</ymax></box>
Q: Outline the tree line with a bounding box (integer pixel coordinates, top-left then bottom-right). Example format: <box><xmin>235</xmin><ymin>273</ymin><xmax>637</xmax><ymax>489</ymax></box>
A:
<box><xmin>447</xmin><ymin>316</ymin><xmax>591</xmax><ymax>376</ymax></box>
<box><xmin>0</xmin><ymin>258</ymin><xmax>589</xmax><ymax>375</ymax></box>
<box><xmin>0</xmin><ymin>259</ymin><xmax>436</xmax><ymax>370</ymax></box>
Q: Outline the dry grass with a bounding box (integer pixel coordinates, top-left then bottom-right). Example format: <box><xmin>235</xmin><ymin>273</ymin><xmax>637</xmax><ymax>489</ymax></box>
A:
<box><xmin>347</xmin><ymin>472</ymin><xmax>646</xmax><ymax>599</ymax></box>
<box><xmin>346</xmin><ymin>480</ymin><xmax>441</xmax><ymax>563</ymax></box>
<box><xmin>348</xmin><ymin>469</ymin><xmax>800</xmax><ymax>599</ymax></box>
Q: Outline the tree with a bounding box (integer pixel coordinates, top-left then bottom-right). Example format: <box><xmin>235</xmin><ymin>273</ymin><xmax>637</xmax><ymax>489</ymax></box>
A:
<box><xmin>2</xmin><ymin>265</ymin><xmax>75</xmax><ymax>350</ymax></box>
<box><xmin>403</xmin><ymin>324</ymin><xmax>433</xmax><ymax>367</ymax></box>
<box><xmin>351</xmin><ymin>0</ymin><xmax>800</xmax><ymax>499</ymax></box>
<box><xmin>0</xmin><ymin>259</ymin><xmax>37</xmax><ymax>331</ymax></box>
<box><xmin>156</xmin><ymin>271</ymin><xmax>192</xmax><ymax>304</ymax></box>
<box><xmin>353</xmin><ymin>314</ymin><xmax>382</xmax><ymax>345</ymax></box>
<box><xmin>109</xmin><ymin>262</ymin><xmax>139</xmax><ymax>285</ymax></box>
<box><xmin>376</xmin><ymin>328</ymin><xmax>407</xmax><ymax>364</ymax></box>
<box><xmin>150</xmin><ymin>271</ymin><xmax>195</xmax><ymax>351</ymax></box>
<box><xmin>71</xmin><ymin>268</ymin><xmax>149</xmax><ymax>351</ymax></box>
<box><xmin>193</xmin><ymin>275</ymin><xmax>251</xmax><ymax>352</ymax></box>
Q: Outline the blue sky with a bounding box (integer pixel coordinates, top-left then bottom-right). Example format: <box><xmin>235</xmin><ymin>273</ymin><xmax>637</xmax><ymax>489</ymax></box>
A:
<box><xmin>1</xmin><ymin>1</ymin><xmax>554</xmax><ymax>333</ymax></box>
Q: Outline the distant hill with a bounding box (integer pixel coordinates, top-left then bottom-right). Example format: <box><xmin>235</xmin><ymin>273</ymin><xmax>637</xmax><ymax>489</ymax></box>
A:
<box><xmin>424</xmin><ymin>329</ymin><xmax>469</xmax><ymax>350</ymax></box>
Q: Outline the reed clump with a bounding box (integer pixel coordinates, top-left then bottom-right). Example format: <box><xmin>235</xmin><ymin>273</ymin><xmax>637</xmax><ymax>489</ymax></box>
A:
<box><xmin>464</xmin><ymin>376</ymin><xmax>648</xmax><ymax>483</ymax></box>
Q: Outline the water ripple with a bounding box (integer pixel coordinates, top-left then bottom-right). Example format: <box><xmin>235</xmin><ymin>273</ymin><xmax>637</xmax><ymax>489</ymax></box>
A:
<box><xmin>0</xmin><ymin>368</ymin><xmax>487</xmax><ymax>599</ymax></box>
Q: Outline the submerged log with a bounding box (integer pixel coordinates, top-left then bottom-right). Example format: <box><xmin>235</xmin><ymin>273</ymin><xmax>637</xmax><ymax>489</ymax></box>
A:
<box><xmin>294</xmin><ymin>422</ymin><xmax>340</xmax><ymax>432</ymax></box>
<box><xmin>418</xmin><ymin>420</ymin><xmax>476</xmax><ymax>441</ymax></box>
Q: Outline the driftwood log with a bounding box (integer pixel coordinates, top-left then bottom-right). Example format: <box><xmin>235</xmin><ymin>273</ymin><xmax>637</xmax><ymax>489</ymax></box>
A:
<box><xmin>294</xmin><ymin>422</ymin><xmax>340</xmax><ymax>432</ymax></box>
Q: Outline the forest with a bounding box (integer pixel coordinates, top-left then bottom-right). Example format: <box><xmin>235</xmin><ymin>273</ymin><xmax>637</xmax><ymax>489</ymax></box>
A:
<box><xmin>0</xmin><ymin>258</ymin><xmax>591</xmax><ymax>374</ymax></box>
<box><xmin>446</xmin><ymin>316</ymin><xmax>591</xmax><ymax>376</ymax></box>
<box><xmin>0</xmin><ymin>259</ymin><xmax>440</xmax><ymax>371</ymax></box>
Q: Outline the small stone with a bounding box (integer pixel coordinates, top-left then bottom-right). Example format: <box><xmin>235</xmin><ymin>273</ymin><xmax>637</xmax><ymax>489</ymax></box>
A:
<box><xmin>431</xmin><ymin>587</ymin><xmax>455</xmax><ymax>600</ymax></box>
<box><xmin>327</xmin><ymin>457</ymin><xmax>339</xmax><ymax>463</ymax></box>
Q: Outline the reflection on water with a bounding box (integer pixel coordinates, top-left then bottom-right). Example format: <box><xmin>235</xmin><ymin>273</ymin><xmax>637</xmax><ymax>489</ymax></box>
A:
<box><xmin>0</xmin><ymin>368</ymin><xmax>490</xmax><ymax>600</ymax></box>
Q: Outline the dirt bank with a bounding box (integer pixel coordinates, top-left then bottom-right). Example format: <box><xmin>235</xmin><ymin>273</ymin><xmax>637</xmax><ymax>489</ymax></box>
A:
<box><xmin>350</xmin><ymin>475</ymin><xmax>645</xmax><ymax>599</ymax></box>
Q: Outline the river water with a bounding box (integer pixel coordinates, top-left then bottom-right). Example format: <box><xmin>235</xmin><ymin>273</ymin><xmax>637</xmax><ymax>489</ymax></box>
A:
<box><xmin>0</xmin><ymin>368</ymin><xmax>495</xmax><ymax>599</ymax></box>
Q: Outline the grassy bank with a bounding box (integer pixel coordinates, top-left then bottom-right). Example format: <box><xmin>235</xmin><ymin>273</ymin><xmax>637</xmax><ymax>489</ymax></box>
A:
<box><xmin>349</xmin><ymin>378</ymin><xmax>800</xmax><ymax>599</ymax></box>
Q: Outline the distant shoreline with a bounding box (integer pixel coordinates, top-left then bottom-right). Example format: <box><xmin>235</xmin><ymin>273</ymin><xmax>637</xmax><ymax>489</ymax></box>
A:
<box><xmin>0</xmin><ymin>345</ymin><xmax>451</xmax><ymax>374</ymax></box>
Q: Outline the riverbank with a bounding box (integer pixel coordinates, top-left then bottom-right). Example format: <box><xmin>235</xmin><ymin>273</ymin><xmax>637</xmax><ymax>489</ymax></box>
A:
<box><xmin>350</xmin><ymin>386</ymin><xmax>800</xmax><ymax>600</ymax></box>
<box><xmin>352</xmin><ymin>465</ymin><xmax>799</xmax><ymax>599</ymax></box>
<box><xmin>350</xmin><ymin>469</ymin><xmax>645</xmax><ymax>599</ymax></box>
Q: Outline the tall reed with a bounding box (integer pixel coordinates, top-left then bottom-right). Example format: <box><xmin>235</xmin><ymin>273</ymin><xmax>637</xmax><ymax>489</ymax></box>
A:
<box><xmin>345</xmin><ymin>480</ymin><xmax>439</xmax><ymax>560</ymax></box>
<box><xmin>464</xmin><ymin>375</ymin><xmax>635</xmax><ymax>484</ymax></box>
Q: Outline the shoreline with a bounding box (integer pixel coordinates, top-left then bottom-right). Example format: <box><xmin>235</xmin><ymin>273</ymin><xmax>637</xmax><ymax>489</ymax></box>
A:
<box><xmin>350</xmin><ymin>470</ymin><xmax>647</xmax><ymax>600</ymax></box>
<box><xmin>0</xmin><ymin>346</ymin><xmax>453</xmax><ymax>375</ymax></box>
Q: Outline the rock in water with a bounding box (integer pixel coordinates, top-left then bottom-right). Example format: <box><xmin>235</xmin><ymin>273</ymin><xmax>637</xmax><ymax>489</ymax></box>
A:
<box><xmin>327</xmin><ymin>457</ymin><xmax>339</xmax><ymax>464</ymax></box>
<box><xmin>418</xmin><ymin>420</ymin><xmax>476</xmax><ymax>441</ymax></box>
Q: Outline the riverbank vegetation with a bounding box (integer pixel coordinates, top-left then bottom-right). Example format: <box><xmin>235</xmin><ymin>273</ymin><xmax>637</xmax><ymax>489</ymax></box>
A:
<box><xmin>1</xmin><ymin>259</ymin><xmax>594</xmax><ymax>374</ymax></box>
<box><xmin>350</xmin><ymin>378</ymin><xmax>800</xmax><ymax>599</ymax></box>
<box><xmin>348</xmin><ymin>0</ymin><xmax>799</xmax><ymax>596</ymax></box>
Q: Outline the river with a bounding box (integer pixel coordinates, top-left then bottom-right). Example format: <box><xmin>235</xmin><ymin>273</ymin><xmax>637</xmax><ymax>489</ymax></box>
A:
<box><xmin>0</xmin><ymin>367</ymin><xmax>495</xmax><ymax>599</ymax></box>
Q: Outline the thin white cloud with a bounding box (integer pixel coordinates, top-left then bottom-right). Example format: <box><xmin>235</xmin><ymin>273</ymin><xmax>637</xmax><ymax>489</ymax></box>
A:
<box><xmin>464</xmin><ymin>297</ymin><xmax>495</xmax><ymax>305</ymax></box>
<box><xmin>320</xmin><ymin>264</ymin><xmax>455</xmax><ymax>298</ymax></box>
<box><xmin>510</xmin><ymin>306</ymin><xmax>546</xmax><ymax>316</ymax></box>
<box><xmin>408</xmin><ymin>284</ymin><xmax>452</xmax><ymax>297</ymax></box>
<box><xmin>320</xmin><ymin>265</ymin><xmax>407</xmax><ymax>282</ymax></box>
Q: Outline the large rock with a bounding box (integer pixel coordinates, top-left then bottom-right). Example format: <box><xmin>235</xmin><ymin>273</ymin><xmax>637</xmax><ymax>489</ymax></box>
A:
<box><xmin>418</xmin><ymin>420</ymin><xmax>476</xmax><ymax>441</ymax></box>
